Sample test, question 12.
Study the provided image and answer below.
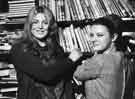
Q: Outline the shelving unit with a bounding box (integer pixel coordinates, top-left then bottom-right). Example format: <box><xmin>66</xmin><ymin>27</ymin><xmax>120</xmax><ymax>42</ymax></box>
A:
<box><xmin>0</xmin><ymin>63</ymin><xmax>17</xmax><ymax>99</ymax></box>
<box><xmin>0</xmin><ymin>0</ymin><xmax>135</xmax><ymax>99</ymax></box>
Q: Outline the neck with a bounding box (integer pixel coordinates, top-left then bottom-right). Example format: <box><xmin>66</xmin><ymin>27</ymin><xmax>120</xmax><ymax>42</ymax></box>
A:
<box><xmin>38</xmin><ymin>41</ymin><xmax>46</xmax><ymax>47</ymax></box>
<box><xmin>34</xmin><ymin>38</ymin><xmax>46</xmax><ymax>47</ymax></box>
<box><xmin>104</xmin><ymin>43</ymin><xmax>116</xmax><ymax>54</ymax></box>
<box><xmin>94</xmin><ymin>43</ymin><xmax>116</xmax><ymax>55</ymax></box>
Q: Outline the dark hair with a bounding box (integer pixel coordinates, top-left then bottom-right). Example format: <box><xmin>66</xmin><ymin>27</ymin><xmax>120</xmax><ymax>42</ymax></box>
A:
<box><xmin>104</xmin><ymin>14</ymin><xmax>123</xmax><ymax>35</ymax></box>
<box><xmin>92</xmin><ymin>17</ymin><xmax>116</xmax><ymax>37</ymax></box>
<box><xmin>92</xmin><ymin>15</ymin><xmax>126</xmax><ymax>51</ymax></box>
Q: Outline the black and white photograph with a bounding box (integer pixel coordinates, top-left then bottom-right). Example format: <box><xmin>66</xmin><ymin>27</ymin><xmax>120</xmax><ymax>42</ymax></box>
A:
<box><xmin>0</xmin><ymin>0</ymin><xmax>135</xmax><ymax>99</ymax></box>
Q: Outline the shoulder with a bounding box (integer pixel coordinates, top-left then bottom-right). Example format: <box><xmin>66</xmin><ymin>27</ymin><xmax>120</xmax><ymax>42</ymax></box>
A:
<box><xmin>101</xmin><ymin>51</ymin><xmax>123</xmax><ymax>62</ymax></box>
<box><xmin>10</xmin><ymin>43</ymin><xmax>26</xmax><ymax>56</ymax></box>
<box><xmin>91</xmin><ymin>52</ymin><xmax>124</xmax><ymax>67</ymax></box>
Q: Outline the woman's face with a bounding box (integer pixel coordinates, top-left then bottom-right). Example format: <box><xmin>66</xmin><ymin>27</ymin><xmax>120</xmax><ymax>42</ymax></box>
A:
<box><xmin>31</xmin><ymin>13</ymin><xmax>49</xmax><ymax>39</ymax></box>
<box><xmin>89</xmin><ymin>24</ymin><xmax>113</xmax><ymax>53</ymax></box>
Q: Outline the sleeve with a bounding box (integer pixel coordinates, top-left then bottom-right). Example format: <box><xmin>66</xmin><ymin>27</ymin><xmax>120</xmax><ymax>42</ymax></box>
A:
<box><xmin>0</xmin><ymin>53</ymin><xmax>9</xmax><ymax>62</ymax></box>
<box><xmin>74</xmin><ymin>54</ymin><xmax>104</xmax><ymax>81</ymax></box>
<box><xmin>10</xmin><ymin>44</ymin><xmax>76</xmax><ymax>84</ymax></box>
<box><xmin>123</xmin><ymin>57</ymin><xmax>135</xmax><ymax>84</ymax></box>
<box><xmin>0</xmin><ymin>51</ymin><xmax>12</xmax><ymax>64</ymax></box>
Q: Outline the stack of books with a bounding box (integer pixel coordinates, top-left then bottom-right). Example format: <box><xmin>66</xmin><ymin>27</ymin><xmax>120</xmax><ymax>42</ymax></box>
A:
<box><xmin>8</xmin><ymin>0</ymin><xmax>35</xmax><ymax>18</ymax></box>
<box><xmin>0</xmin><ymin>63</ymin><xmax>17</xmax><ymax>99</ymax></box>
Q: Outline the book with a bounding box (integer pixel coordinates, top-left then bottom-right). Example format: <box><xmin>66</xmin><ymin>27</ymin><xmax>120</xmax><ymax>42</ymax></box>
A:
<box><xmin>76</xmin><ymin>0</ymin><xmax>85</xmax><ymax>20</ymax></box>
<box><xmin>8</xmin><ymin>0</ymin><xmax>34</xmax><ymax>4</ymax></box>
<box><xmin>63</xmin><ymin>27</ymin><xmax>71</xmax><ymax>52</ymax></box>
<box><xmin>0</xmin><ymin>87</ymin><xmax>17</xmax><ymax>93</ymax></box>
<box><xmin>102</xmin><ymin>0</ymin><xmax>112</xmax><ymax>15</ymax></box>
<box><xmin>58</xmin><ymin>28</ymin><xmax>67</xmax><ymax>52</ymax></box>
<box><xmin>74</xmin><ymin>28</ymin><xmax>84</xmax><ymax>52</ymax></box>
<box><xmin>64</xmin><ymin>0</ymin><xmax>71</xmax><ymax>21</ymax></box>
<box><xmin>69</xmin><ymin>25</ymin><xmax>79</xmax><ymax>49</ymax></box>
<box><xmin>0</xmin><ymin>69</ymin><xmax>10</xmax><ymax>77</ymax></box>
<box><xmin>72</xmin><ymin>0</ymin><xmax>81</xmax><ymax>20</ymax></box>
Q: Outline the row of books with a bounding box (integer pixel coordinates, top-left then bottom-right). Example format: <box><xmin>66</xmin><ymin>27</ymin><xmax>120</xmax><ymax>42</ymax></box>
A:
<box><xmin>58</xmin><ymin>24</ymin><xmax>135</xmax><ymax>53</ymax></box>
<box><xmin>0</xmin><ymin>0</ymin><xmax>134</xmax><ymax>23</ymax></box>
<box><xmin>38</xmin><ymin>0</ymin><xmax>135</xmax><ymax>21</ymax></box>
<box><xmin>58</xmin><ymin>24</ymin><xmax>93</xmax><ymax>53</ymax></box>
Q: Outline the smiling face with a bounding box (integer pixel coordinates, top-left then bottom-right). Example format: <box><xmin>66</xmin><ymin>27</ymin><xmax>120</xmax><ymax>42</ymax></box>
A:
<box><xmin>89</xmin><ymin>24</ymin><xmax>114</xmax><ymax>53</ymax></box>
<box><xmin>31</xmin><ymin>13</ymin><xmax>49</xmax><ymax>39</ymax></box>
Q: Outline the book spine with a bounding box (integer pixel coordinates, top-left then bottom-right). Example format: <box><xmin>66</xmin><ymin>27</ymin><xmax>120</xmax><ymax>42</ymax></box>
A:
<box><xmin>64</xmin><ymin>0</ymin><xmax>71</xmax><ymax>21</ymax></box>
<box><xmin>74</xmin><ymin>28</ymin><xmax>84</xmax><ymax>52</ymax></box>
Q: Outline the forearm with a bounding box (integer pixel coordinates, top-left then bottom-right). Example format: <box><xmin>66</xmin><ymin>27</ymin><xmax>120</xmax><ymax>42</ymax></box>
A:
<box><xmin>74</xmin><ymin>66</ymin><xmax>100</xmax><ymax>81</ymax></box>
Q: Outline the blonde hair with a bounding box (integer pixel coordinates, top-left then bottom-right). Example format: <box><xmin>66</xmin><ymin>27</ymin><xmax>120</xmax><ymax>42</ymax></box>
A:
<box><xmin>23</xmin><ymin>5</ymin><xmax>58</xmax><ymax>42</ymax></box>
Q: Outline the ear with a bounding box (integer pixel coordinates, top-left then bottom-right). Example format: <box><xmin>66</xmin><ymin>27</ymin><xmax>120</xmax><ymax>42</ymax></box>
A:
<box><xmin>112</xmin><ymin>33</ymin><xmax>118</xmax><ymax>42</ymax></box>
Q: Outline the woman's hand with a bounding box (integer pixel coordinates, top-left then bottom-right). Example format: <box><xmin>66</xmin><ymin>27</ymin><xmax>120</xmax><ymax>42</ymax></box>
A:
<box><xmin>68</xmin><ymin>48</ymin><xmax>82</xmax><ymax>62</ymax></box>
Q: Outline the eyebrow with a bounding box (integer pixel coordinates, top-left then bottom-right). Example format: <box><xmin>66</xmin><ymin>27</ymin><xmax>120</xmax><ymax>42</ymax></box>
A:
<box><xmin>31</xmin><ymin>19</ymin><xmax>38</xmax><ymax>23</ymax></box>
<box><xmin>32</xmin><ymin>17</ymin><xmax>48</xmax><ymax>22</ymax></box>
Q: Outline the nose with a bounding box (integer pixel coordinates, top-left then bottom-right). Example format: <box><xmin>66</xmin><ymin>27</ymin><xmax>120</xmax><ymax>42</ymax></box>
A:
<box><xmin>91</xmin><ymin>35</ymin><xmax>97</xmax><ymax>42</ymax></box>
<box><xmin>39</xmin><ymin>22</ymin><xmax>44</xmax><ymax>29</ymax></box>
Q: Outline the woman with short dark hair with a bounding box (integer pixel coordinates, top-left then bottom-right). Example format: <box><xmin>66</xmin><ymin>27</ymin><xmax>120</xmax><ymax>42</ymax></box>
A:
<box><xmin>74</xmin><ymin>15</ymin><xmax>126</xmax><ymax>99</ymax></box>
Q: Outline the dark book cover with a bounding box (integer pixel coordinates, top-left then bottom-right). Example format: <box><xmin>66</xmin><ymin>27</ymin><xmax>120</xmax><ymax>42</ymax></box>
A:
<box><xmin>0</xmin><ymin>0</ymin><xmax>9</xmax><ymax>13</ymax></box>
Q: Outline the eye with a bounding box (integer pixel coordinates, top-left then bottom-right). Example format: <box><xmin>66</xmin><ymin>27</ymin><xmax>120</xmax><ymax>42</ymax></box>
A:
<box><xmin>89</xmin><ymin>33</ymin><xmax>94</xmax><ymax>38</ymax></box>
<box><xmin>43</xmin><ymin>20</ymin><xmax>49</xmax><ymax>24</ymax></box>
<box><xmin>97</xmin><ymin>33</ymin><xmax>104</xmax><ymax>37</ymax></box>
<box><xmin>32</xmin><ymin>19</ymin><xmax>38</xmax><ymax>24</ymax></box>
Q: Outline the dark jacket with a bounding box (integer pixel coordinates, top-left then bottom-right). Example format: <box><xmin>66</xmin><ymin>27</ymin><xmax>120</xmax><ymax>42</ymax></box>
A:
<box><xmin>1</xmin><ymin>43</ymin><xmax>77</xmax><ymax>99</ymax></box>
<box><xmin>123</xmin><ymin>56</ymin><xmax>135</xmax><ymax>99</ymax></box>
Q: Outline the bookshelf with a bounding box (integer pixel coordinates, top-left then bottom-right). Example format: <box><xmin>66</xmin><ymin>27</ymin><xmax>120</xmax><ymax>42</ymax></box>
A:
<box><xmin>0</xmin><ymin>63</ymin><xmax>17</xmax><ymax>99</ymax></box>
<box><xmin>0</xmin><ymin>0</ymin><xmax>135</xmax><ymax>98</ymax></box>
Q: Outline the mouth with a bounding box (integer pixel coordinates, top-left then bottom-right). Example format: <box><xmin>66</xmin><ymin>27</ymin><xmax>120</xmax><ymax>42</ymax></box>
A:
<box><xmin>36</xmin><ymin>30</ymin><xmax>48</xmax><ymax>34</ymax></box>
<box><xmin>36</xmin><ymin>29</ymin><xmax>46</xmax><ymax>32</ymax></box>
<box><xmin>93</xmin><ymin>43</ymin><xmax>99</xmax><ymax>46</ymax></box>
<box><xmin>93</xmin><ymin>44</ymin><xmax>100</xmax><ymax>49</ymax></box>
